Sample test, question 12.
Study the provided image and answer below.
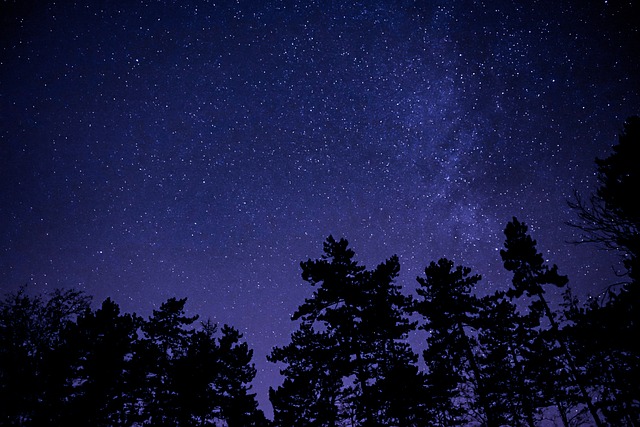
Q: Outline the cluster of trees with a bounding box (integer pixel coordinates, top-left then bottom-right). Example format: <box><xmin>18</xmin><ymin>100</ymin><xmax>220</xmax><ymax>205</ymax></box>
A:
<box><xmin>1</xmin><ymin>116</ymin><xmax>638</xmax><ymax>426</ymax></box>
<box><xmin>0</xmin><ymin>291</ymin><xmax>268</xmax><ymax>426</ymax></box>
<box><xmin>267</xmin><ymin>217</ymin><xmax>638</xmax><ymax>426</ymax></box>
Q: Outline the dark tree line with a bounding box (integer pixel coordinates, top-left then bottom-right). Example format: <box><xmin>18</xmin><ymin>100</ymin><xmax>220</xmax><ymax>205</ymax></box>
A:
<box><xmin>1</xmin><ymin>116</ymin><xmax>638</xmax><ymax>426</ymax></box>
<box><xmin>0</xmin><ymin>291</ymin><xmax>268</xmax><ymax>426</ymax></box>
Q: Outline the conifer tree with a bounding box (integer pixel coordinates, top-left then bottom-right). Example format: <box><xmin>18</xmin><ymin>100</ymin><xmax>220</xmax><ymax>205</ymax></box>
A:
<box><xmin>501</xmin><ymin>217</ymin><xmax>604</xmax><ymax>426</ymax></box>
<box><xmin>59</xmin><ymin>297</ymin><xmax>140</xmax><ymax>426</ymax></box>
<box><xmin>137</xmin><ymin>297</ymin><xmax>199</xmax><ymax>426</ymax></box>
<box><xmin>216</xmin><ymin>324</ymin><xmax>268</xmax><ymax>426</ymax></box>
<box><xmin>171</xmin><ymin>319</ymin><xmax>221</xmax><ymax>425</ymax></box>
<box><xmin>269</xmin><ymin>323</ymin><xmax>345</xmax><ymax>426</ymax></box>
<box><xmin>413</xmin><ymin>258</ymin><xmax>498</xmax><ymax>427</ymax></box>
<box><xmin>269</xmin><ymin>236</ymin><xmax>426</xmax><ymax>426</ymax></box>
<box><xmin>0</xmin><ymin>286</ymin><xmax>90</xmax><ymax>426</ymax></box>
<box><xmin>569</xmin><ymin>116</ymin><xmax>640</xmax><ymax>281</ymax></box>
<box><xmin>167</xmin><ymin>319</ymin><xmax>268</xmax><ymax>427</ymax></box>
<box><xmin>567</xmin><ymin>116</ymin><xmax>640</xmax><ymax>424</ymax></box>
<box><xmin>476</xmin><ymin>292</ymin><xmax>542</xmax><ymax>427</ymax></box>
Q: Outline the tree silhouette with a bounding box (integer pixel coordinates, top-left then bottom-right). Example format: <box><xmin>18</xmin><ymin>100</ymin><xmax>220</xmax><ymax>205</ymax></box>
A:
<box><xmin>136</xmin><ymin>297</ymin><xmax>199</xmax><ymax>426</ymax></box>
<box><xmin>270</xmin><ymin>236</ymin><xmax>426</xmax><ymax>426</ymax></box>
<box><xmin>0</xmin><ymin>288</ymin><xmax>268</xmax><ymax>426</ymax></box>
<box><xmin>166</xmin><ymin>318</ymin><xmax>268</xmax><ymax>427</ymax></box>
<box><xmin>563</xmin><ymin>288</ymin><xmax>640</xmax><ymax>425</ymax></box>
<box><xmin>269</xmin><ymin>322</ymin><xmax>346</xmax><ymax>426</ymax></box>
<box><xmin>0</xmin><ymin>286</ymin><xmax>91</xmax><ymax>426</ymax></box>
<box><xmin>475</xmin><ymin>291</ymin><xmax>543</xmax><ymax>426</ymax></box>
<box><xmin>567</xmin><ymin>116</ymin><xmax>640</xmax><ymax>425</ymax></box>
<box><xmin>216</xmin><ymin>324</ymin><xmax>268</xmax><ymax>426</ymax></box>
<box><xmin>413</xmin><ymin>258</ymin><xmax>497</xmax><ymax>427</ymax></box>
<box><xmin>361</xmin><ymin>259</ymin><xmax>430</xmax><ymax>426</ymax></box>
<box><xmin>568</xmin><ymin>115</ymin><xmax>640</xmax><ymax>282</ymax></box>
<box><xmin>172</xmin><ymin>319</ymin><xmax>221</xmax><ymax>425</ymax></box>
<box><xmin>501</xmin><ymin>217</ymin><xmax>604</xmax><ymax>426</ymax></box>
<box><xmin>58</xmin><ymin>297</ymin><xmax>141</xmax><ymax>426</ymax></box>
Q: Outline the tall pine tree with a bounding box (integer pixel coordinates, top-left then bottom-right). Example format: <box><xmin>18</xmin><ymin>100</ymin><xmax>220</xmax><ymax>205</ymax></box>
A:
<box><xmin>475</xmin><ymin>291</ymin><xmax>544</xmax><ymax>426</ymax></box>
<box><xmin>413</xmin><ymin>258</ymin><xmax>498</xmax><ymax>427</ymax></box>
<box><xmin>59</xmin><ymin>297</ymin><xmax>140</xmax><ymax>426</ymax></box>
<box><xmin>136</xmin><ymin>297</ymin><xmax>199</xmax><ymax>426</ymax></box>
<box><xmin>269</xmin><ymin>236</ymin><xmax>427</xmax><ymax>426</ymax></box>
<box><xmin>501</xmin><ymin>217</ymin><xmax>604</xmax><ymax>426</ymax></box>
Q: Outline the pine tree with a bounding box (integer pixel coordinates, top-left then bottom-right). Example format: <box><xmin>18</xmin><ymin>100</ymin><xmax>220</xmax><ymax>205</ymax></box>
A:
<box><xmin>216</xmin><ymin>324</ymin><xmax>268</xmax><ymax>426</ymax></box>
<box><xmin>137</xmin><ymin>297</ymin><xmax>199</xmax><ymax>426</ymax></box>
<box><xmin>59</xmin><ymin>297</ymin><xmax>141</xmax><ymax>426</ymax></box>
<box><xmin>354</xmin><ymin>254</ymin><xmax>428</xmax><ymax>426</ymax></box>
<box><xmin>172</xmin><ymin>319</ymin><xmax>222</xmax><ymax>425</ymax></box>
<box><xmin>269</xmin><ymin>236</ymin><xmax>426</xmax><ymax>426</ymax></box>
<box><xmin>569</xmin><ymin>116</ymin><xmax>640</xmax><ymax>281</ymax></box>
<box><xmin>501</xmin><ymin>217</ymin><xmax>604</xmax><ymax>426</ymax></box>
<box><xmin>0</xmin><ymin>286</ymin><xmax>90</xmax><ymax>426</ymax></box>
<box><xmin>269</xmin><ymin>322</ymin><xmax>345</xmax><ymax>427</ymax></box>
<box><xmin>136</xmin><ymin>301</ymin><xmax>267</xmax><ymax>427</ymax></box>
<box><xmin>564</xmin><ymin>289</ymin><xmax>640</xmax><ymax>426</ymax></box>
<box><xmin>567</xmin><ymin>116</ymin><xmax>640</xmax><ymax>425</ymax></box>
<box><xmin>476</xmin><ymin>292</ymin><xmax>542</xmax><ymax>427</ymax></box>
<box><xmin>413</xmin><ymin>258</ymin><xmax>498</xmax><ymax>427</ymax></box>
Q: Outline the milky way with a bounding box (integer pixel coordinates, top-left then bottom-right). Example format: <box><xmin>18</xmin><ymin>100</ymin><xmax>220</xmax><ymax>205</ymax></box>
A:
<box><xmin>1</xmin><ymin>0</ymin><xmax>638</xmax><ymax>415</ymax></box>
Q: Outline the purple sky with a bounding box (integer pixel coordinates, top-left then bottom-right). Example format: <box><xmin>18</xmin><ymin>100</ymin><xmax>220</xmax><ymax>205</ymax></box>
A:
<box><xmin>1</xmin><ymin>0</ymin><xmax>638</xmax><ymax>417</ymax></box>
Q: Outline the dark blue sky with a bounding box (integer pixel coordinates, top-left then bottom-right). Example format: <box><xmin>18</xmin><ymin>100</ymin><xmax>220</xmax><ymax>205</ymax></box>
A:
<box><xmin>1</xmin><ymin>0</ymin><xmax>638</xmax><ymax>416</ymax></box>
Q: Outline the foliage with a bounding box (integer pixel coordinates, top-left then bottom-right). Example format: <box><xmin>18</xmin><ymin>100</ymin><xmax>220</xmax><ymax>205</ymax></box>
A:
<box><xmin>413</xmin><ymin>258</ymin><xmax>499</xmax><ymax>426</ymax></box>
<box><xmin>269</xmin><ymin>236</ymin><xmax>428</xmax><ymax>426</ymax></box>
<box><xmin>568</xmin><ymin>115</ymin><xmax>640</xmax><ymax>282</ymax></box>
<box><xmin>0</xmin><ymin>289</ymin><xmax>266</xmax><ymax>426</ymax></box>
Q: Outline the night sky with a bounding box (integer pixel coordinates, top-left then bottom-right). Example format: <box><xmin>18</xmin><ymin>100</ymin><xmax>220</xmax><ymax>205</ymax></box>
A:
<box><xmin>1</xmin><ymin>0</ymin><xmax>638</xmax><ymax>416</ymax></box>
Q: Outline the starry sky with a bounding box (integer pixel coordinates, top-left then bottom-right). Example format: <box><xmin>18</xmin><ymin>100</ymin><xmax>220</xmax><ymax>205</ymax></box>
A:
<box><xmin>1</xmin><ymin>0</ymin><xmax>638</xmax><ymax>416</ymax></box>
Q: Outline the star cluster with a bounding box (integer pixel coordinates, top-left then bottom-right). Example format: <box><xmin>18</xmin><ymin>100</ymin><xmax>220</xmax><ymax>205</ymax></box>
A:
<box><xmin>1</xmin><ymin>0</ymin><xmax>638</xmax><ymax>415</ymax></box>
